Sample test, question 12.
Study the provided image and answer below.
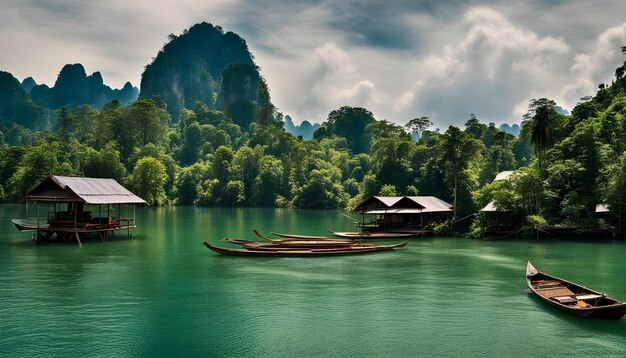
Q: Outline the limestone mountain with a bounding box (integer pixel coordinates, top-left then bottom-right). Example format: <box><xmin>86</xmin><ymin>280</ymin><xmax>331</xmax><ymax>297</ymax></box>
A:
<box><xmin>498</xmin><ymin>123</ymin><xmax>521</xmax><ymax>136</ymax></box>
<box><xmin>0</xmin><ymin>71</ymin><xmax>49</xmax><ymax>130</ymax></box>
<box><xmin>21</xmin><ymin>77</ymin><xmax>37</xmax><ymax>93</ymax></box>
<box><xmin>139</xmin><ymin>22</ymin><xmax>269</xmax><ymax>126</ymax></box>
<box><xmin>284</xmin><ymin>115</ymin><xmax>320</xmax><ymax>139</ymax></box>
<box><xmin>30</xmin><ymin>63</ymin><xmax>138</xmax><ymax>109</ymax></box>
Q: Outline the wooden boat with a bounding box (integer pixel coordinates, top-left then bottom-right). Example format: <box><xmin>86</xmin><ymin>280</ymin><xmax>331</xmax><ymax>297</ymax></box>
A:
<box><xmin>224</xmin><ymin>237</ymin><xmax>358</xmax><ymax>248</ymax></box>
<box><xmin>202</xmin><ymin>240</ymin><xmax>409</xmax><ymax>257</ymax></box>
<box><xmin>526</xmin><ymin>261</ymin><xmax>626</xmax><ymax>319</ymax></box>
<box><xmin>241</xmin><ymin>242</ymin><xmax>381</xmax><ymax>251</ymax></box>
<box><xmin>270</xmin><ymin>231</ymin><xmax>336</xmax><ymax>240</ymax></box>
<box><xmin>252</xmin><ymin>229</ymin><xmax>353</xmax><ymax>244</ymax></box>
<box><xmin>11</xmin><ymin>219</ymin><xmax>45</xmax><ymax>231</ymax></box>
<box><xmin>325</xmin><ymin>228</ymin><xmax>417</xmax><ymax>239</ymax></box>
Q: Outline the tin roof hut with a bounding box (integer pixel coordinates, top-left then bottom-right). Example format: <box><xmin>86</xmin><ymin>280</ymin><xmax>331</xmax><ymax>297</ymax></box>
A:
<box><xmin>12</xmin><ymin>175</ymin><xmax>146</xmax><ymax>246</ymax></box>
<box><xmin>354</xmin><ymin>195</ymin><xmax>452</xmax><ymax>233</ymax></box>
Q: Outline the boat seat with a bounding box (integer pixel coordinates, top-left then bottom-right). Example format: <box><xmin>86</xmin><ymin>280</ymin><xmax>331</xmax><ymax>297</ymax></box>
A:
<box><xmin>575</xmin><ymin>294</ymin><xmax>603</xmax><ymax>301</ymax></box>
<box><xmin>551</xmin><ymin>296</ymin><xmax>577</xmax><ymax>304</ymax></box>
<box><xmin>534</xmin><ymin>283</ymin><xmax>562</xmax><ymax>289</ymax></box>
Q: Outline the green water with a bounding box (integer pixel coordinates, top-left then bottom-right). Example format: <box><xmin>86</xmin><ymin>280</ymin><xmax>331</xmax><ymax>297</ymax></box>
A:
<box><xmin>1</xmin><ymin>204</ymin><xmax>625</xmax><ymax>357</ymax></box>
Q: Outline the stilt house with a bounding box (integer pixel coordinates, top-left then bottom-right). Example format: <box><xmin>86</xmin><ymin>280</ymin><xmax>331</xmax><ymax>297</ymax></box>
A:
<box><xmin>12</xmin><ymin>175</ymin><xmax>146</xmax><ymax>246</ymax></box>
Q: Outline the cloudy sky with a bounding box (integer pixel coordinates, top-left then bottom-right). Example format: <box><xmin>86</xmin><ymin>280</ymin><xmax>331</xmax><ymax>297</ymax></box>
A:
<box><xmin>2</xmin><ymin>0</ymin><xmax>626</xmax><ymax>128</ymax></box>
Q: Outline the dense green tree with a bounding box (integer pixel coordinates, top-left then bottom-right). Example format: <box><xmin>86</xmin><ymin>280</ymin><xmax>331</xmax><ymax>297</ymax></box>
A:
<box><xmin>222</xmin><ymin>180</ymin><xmax>245</xmax><ymax>206</ymax></box>
<box><xmin>172</xmin><ymin>161</ymin><xmax>211</xmax><ymax>205</ymax></box>
<box><xmin>370</xmin><ymin>137</ymin><xmax>416</xmax><ymax>192</ymax></box>
<box><xmin>231</xmin><ymin>146</ymin><xmax>263</xmax><ymax>201</ymax></box>
<box><xmin>379</xmin><ymin>184</ymin><xmax>397</xmax><ymax>196</ymax></box>
<box><xmin>126</xmin><ymin>99</ymin><xmax>171</xmax><ymax>148</ymax></box>
<box><xmin>82</xmin><ymin>141</ymin><xmax>128</xmax><ymax>181</ymax></box>
<box><xmin>438</xmin><ymin>126</ymin><xmax>483</xmax><ymax>217</ymax></box>
<box><xmin>212</xmin><ymin>146</ymin><xmax>234</xmax><ymax>184</ymax></box>
<box><xmin>366</xmin><ymin>120</ymin><xmax>410</xmax><ymax>140</ymax></box>
<box><xmin>405</xmin><ymin>116</ymin><xmax>432</xmax><ymax>140</ymax></box>
<box><xmin>178</xmin><ymin>122</ymin><xmax>203</xmax><ymax>165</ymax></box>
<box><xmin>7</xmin><ymin>142</ymin><xmax>60</xmax><ymax>199</ymax></box>
<box><xmin>130</xmin><ymin>156</ymin><xmax>167</xmax><ymax>205</ymax></box>
<box><xmin>464</xmin><ymin>114</ymin><xmax>485</xmax><ymax>139</ymax></box>
<box><xmin>523</xmin><ymin>98</ymin><xmax>559</xmax><ymax>173</ymax></box>
<box><xmin>251</xmin><ymin>155</ymin><xmax>283</xmax><ymax>206</ymax></box>
<box><xmin>292</xmin><ymin>168</ymin><xmax>347</xmax><ymax>209</ymax></box>
<box><xmin>313</xmin><ymin>106</ymin><xmax>376</xmax><ymax>154</ymax></box>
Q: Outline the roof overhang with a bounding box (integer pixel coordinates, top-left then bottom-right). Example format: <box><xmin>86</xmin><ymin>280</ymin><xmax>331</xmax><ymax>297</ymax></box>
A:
<box><xmin>25</xmin><ymin>175</ymin><xmax>147</xmax><ymax>205</ymax></box>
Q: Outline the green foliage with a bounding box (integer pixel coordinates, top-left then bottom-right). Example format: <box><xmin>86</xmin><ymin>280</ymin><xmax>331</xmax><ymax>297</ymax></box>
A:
<box><xmin>439</xmin><ymin>126</ymin><xmax>483</xmax><ymax>217</ymax></box>
<box><xmin>7</xmin><ymin>142</ymin><xmax>60</xmax><ymax>199</ymax></box>
<box><xmin>405</xmin><ymin>116</ymin><xmax>432</xmax><ymax>139</ymax></box>
<box><xmin>222</xmin><ymin>180</ymin><xmax>245</xmax><ymax>206</ymax></box>
<box><xmin>313</xmin><ymin>106</ymin><xmax>376</xmax><ymax>154</ymax></box>
<box><xmin>291</xmin><ymin>169</ymin><xmax>348</xmax><ymax>209</ymax></box>
<box><xmin>379</xmin><ymin>184</ymin><xmax>397</xmax><ymax>196</ymax></box>
<box><xmin>251</xmin><ymin>155</ymin><xmax>283</xmax><ymax>207</ymax></box>
<box><xmin>172</xmin><ymin>161</ymin><xmax>211</xmax><ymax>205</ymax></box>
<box><xmin>6</xmin><ymin>43</ymin><xmax>626</xmax><ymax>229</ymax></box>
<box><xmin>82</xmin><ymin>141</ymin><xmax>128</xmax><ymax>181</ymax></box>
<box><xmin>130</xmin><ymin>156</ymin><xmax>167</xmax><ymax>206</ymax></box>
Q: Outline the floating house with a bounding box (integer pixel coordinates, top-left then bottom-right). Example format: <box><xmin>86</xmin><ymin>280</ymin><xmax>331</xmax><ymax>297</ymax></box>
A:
<box><xmin>12</xmin><ymin>175</ymin><xmax>146</xmax><ymax>246</ymax></box>
<box><xmin>354</xmin><ymin>195</ymin><xmax>452</xmax><ymax>232</ymax></box>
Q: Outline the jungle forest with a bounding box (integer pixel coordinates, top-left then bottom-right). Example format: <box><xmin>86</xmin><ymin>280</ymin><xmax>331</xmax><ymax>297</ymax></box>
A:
<box><xmin>2</xmin><ymin>23</ymin><xmax>626</xmax><ymax>238</ymax></box>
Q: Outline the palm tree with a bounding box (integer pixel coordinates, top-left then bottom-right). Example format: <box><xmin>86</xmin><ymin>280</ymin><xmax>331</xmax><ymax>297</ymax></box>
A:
<box><xmin>523</xmin><ymin>98</ymin><xmax>557</xmax><ymax>173</ymax></box>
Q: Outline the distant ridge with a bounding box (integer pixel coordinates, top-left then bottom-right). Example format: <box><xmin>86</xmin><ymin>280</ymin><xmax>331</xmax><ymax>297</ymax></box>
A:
<box><xmin>28</xmin><ymin>63</ymin><xmax>138</xmax><ymax>109</ymax></box>
<box><xmin>498</xmin><ymin>123</ymin><xmax>520</xmax><ymax>136</ymax></box>
<box><xmin>284</xmin><ymin>115</ymin><xmax>320</xmax><ymax>139</ymax></box>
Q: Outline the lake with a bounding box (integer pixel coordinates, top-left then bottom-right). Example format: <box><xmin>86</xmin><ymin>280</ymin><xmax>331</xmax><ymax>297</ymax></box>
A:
<box><xmin>1</xmin><ymin>204</ymin><xmax>625</xmax><ymax>357</ymax></box>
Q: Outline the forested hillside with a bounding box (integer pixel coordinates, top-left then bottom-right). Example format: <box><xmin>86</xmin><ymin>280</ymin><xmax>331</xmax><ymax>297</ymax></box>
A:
<box><xmin>2</xmin><ymin>23</ymin><xmax>626</xmax><ymax>237</ymax></box>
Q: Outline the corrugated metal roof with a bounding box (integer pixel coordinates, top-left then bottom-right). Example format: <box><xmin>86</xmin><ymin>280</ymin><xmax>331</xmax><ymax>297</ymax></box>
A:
<box><xmin>405</xmin><ymin>196</ymin><xmax>453</xmax><ymax>212</ymax></box>
<box><xmin>595</xmin><ymin>204</ymin><xmax>610</xmax><ymax>213</ymax></box>
<box><xmin>362</xmin><ymin>196</ymin><xmax>452</xmax><ymax>213</ymax></box>
<box><xmin>480</xmin><ymin>201</ymin><xmax>498</xmax><ymax>212</ymax></box>
<box><xmin>357</xmin><ymin>196</ymin><xmax>452</xmax><ymax>213</ymax></box>
<box><xmin>29</xmin><ymin>176</ymin><xmax>147</xmax><ymax>204</ymax></box>
<box><xmin>480</xmin><ymin>201</ymin><xmax>510</xmax><ymax>212</ymax></box>
<box><xmin>494</xmin><ymin>171</ymin><xmax>514</xmax><ymax>181</ymax></box>
<box><xmin>355</xmin><ymin>196</ymin><xmax>403</xmax><ymax>210</ymax></box>
<box><xmin>373</xmin><ymin>196</ymin><xmax>403</xmax><ymax>207</ymax></box>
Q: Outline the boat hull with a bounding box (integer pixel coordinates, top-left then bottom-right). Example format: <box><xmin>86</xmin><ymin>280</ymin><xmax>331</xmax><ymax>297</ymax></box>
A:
<box><xmin>535</xmin><ymin>295</ymin><xmax>626</xmax><ymax>318</ymax></box>
<box><xmin>526</xmin><ymin>261</ymin><xmax>626</xmax><ymax>319</ymax></box>
<box><xmin>203</xmin><ymin>241</ymin><xmax>408</xmax><ymax>257</ymax></box>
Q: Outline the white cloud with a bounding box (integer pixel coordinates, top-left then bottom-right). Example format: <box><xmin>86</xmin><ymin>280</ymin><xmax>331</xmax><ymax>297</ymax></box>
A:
<box><xmin>397</xmin><ymin>7</ymin><xmax>573</xmax><ymax>127</ymax></box>
<box><xmin>3</xmin><ymin>1</ymin><xmax>626</xmax><ymax>128</ymax></box>
<box><xmin>558</xmin><ymin>23</ymin><xmax>626</xmax><ymax>107</ymax></box>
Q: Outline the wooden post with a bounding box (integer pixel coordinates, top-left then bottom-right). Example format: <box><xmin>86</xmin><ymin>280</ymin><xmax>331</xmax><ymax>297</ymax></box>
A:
<box><xmin>75</xmin><ymin>232</ymin><xmax>82</xmax><ymax>248</ymax></box>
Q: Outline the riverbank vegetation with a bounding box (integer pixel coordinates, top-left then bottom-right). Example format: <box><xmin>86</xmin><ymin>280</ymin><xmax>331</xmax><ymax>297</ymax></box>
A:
<box><xmin>2</xmin><ymin>46</ymin><xmax>626</xmax><ymax>237</ymax></box>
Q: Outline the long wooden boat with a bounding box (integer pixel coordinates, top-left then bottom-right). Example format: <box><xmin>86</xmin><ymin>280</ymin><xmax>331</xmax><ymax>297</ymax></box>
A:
<box><xmin>202</xmin><ymin>240</ymin><xmax>409</xmax><ymax>257</ymax></box>
<box><xmin>224</xmin><ymin>237</ymin><xmax>358</xmax><ymax>248</ymax></box>
<box><xmin>11</xmin><ymin>219</ymin><xmax>46</xmax><ymax>231</ymax></box>
<box><xmin>253</xmin><ymin>229</ymin><xmax>353</xmax><ymax>244</ymax></box>
<box><xmin>270</xmin><ymin>231</ymin><xmax>336</xmax><ymax>240</ymax></box>
<box><xmin>325</xmin><ymin>228</ymin><xmax>417</xmax><ymax>239</ymax></box>
<box><xmin>526</xmin><ymin>261</ymin><xmax>626</xmax><ymax>319</ymax></box>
